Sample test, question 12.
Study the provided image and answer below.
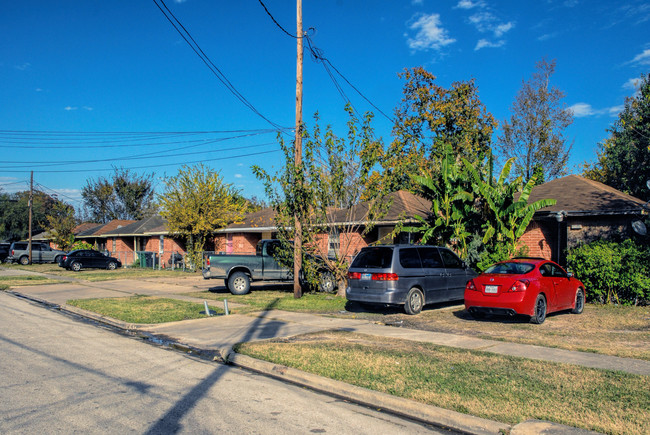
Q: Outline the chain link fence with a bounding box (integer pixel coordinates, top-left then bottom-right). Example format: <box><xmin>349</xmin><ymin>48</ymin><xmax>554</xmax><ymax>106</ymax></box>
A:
<box><xmin>110</xmin><ymin>251</ymin><xmax>218</xmax><ymax>271</ymax></box>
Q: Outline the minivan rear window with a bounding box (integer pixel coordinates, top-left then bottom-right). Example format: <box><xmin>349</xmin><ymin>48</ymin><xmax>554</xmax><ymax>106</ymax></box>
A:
<box><xmin>351</xmin><ymin>247</ymin><xmax>393</xmax><ymax>269</ymax></box>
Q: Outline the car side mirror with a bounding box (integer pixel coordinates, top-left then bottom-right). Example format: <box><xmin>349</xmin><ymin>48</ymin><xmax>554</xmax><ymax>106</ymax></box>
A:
<box><xmin>567</xmin><ymin>272</ymin><xmax>573</xmax><ymax>278</ymax></box>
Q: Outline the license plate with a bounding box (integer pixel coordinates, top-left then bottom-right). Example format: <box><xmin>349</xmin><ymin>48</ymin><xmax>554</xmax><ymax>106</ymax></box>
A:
<box><xmin>361</xmin><ymin>273</ymin><xmax>372</xmax><ymax>280</ymax></box>
<box><xmin>485</xmin><ymin>285</ymin><xmax>498</xmax><ymax>294</ymax></box>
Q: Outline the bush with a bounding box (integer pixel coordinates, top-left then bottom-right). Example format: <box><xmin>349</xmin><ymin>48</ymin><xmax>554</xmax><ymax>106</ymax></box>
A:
<box><xmin>69</xmin><ymin>240</ymin><xmax>94</xmax><ymax>251</ymax></box>
<box><xmin>567</xmin><ymin>240</ymin><xmax>650</xmax><ymax>305</ymax></box>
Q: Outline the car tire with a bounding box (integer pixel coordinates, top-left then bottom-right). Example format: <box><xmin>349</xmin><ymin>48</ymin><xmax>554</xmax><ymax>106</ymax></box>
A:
<box><xmin>107</xmin><ymin>261</ymin><xmax>117</xmax><ymax>270</ymax></box>
<box><xmin>71</xmin><ymin>262</ymin><xmax>82</xmax><ymax>272</ymax></box>
<box><xmin>318</xmin><ymin>271</ymin><xmax>336</xmax><ymax>293</ymax></box>
<box><xmin>404</xmin><ymin>287</ymin><xmax>424</xmax><ymax>315</ymax></box>
<box><xmin>19</xmin><ymin>256</ymin><xmax>29</xmax><ymax>265</ymax></box>
<box><xmin>530</xmin><ymin>294</ymin><xmax>547</xmax><ymax>324</ymax></box>
<box><xmin>228</xmin><ymin>271</ymin><xmax>251</xmax><ymax>295</ymax></box>
<box><xmin>572</xmin><ymin>288</ymin><xmax>585</xmax><ymax>314</ymax></box>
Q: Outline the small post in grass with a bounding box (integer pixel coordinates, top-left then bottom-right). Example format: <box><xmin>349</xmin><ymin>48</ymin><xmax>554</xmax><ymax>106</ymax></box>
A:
<box><xmin>223</xmin><ymin>298</ymin><xmax>229</xmax><ymax>316</ymax></box>
<box><xmin>203</xmin><ymin>300</ymin><xmax>213</xmax><ymax>317</ymax></box>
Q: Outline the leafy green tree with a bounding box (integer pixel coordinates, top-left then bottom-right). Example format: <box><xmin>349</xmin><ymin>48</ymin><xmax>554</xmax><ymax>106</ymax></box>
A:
<box><xmin>254</xmin><ymin>107</ymin><xmax>387</xmax><ymax>297</ymax></box>
<box><xmin>82</xmin><ymin>167</ymin><xmax>155</xmax><ymax>223</ymax></box>
<box><xmin>497</xmin><ymin>58</ymin><xmax>573</xmax><ymax>181</ymax></box>
<box><xmin>158</xmin><ymin>164</ymin><xmax>249</xmax><ymax>271</ymax></box>
<box><xmin>381</xmin><ymin>67</ymin><xmax>497</xmax><ymax>193</ymax></box>
<box><xmin>46</xmin><ymin>201</ymin><xmax>77</xmax><ymax>250</ymax></box>
<box><xmin>465</xmin><ymin>156</ymin><xmax>556</xmax><ymax>269</ymax></box>
<box><xmin>0</xmin><ymin>190</ymin><xmax>59</xmax><ymax>241</ymax></box>
<box><xmin>401</xmin><ymin>146</ymin><xmax>475</xmax><ymax>259</ymax></box>
<box><xmin>584</xmin><ymin>73</ymin><xmax>650</xmax><ymax>199</ymax></box>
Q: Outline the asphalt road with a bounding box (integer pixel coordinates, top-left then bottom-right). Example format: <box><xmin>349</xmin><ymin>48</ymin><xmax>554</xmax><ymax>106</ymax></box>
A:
<box><xmin>0</xmin><ymin>292</ymin><xmax>451</xmax><ymax>434</ymax></box>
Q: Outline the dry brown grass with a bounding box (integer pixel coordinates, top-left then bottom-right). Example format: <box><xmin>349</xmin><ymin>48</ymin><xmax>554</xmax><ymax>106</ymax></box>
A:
<box><xmin>341</xmin><ymin>303</ymin><xmax>650</xmax><ymax>360</ymax></box>
<box><xmin>238</xmin><ymin>331</ymin><xmax>650</xmax><ymax>435</ymax></box>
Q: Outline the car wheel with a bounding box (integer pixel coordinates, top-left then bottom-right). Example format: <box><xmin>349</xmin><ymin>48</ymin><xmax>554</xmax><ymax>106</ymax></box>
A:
<box><xmin>19</xmin><ymin>256</ymin><xmax>29</xmax><ymax>265</ymax></box>
<box><xmin>530</xmin><ymin>294</ymin><xmax>547</xmax><ymax>324</ymax></box>
<box><xmin>71</xmin><ymin>262</ymin><xmax>82</xmax><ymax>272</ymax></box>
<box><xmin>107</xmin><ymin>261</ymin><xmax>117</xmax><ymax>270</ymax></box>
<box><xmin>318</xmin><ymin>271</ymin><xmax>336</xmax><ymax>293</ymax></box>
<box><xmin>228</xmin><ymin>271</ymin><xmax>251</xmax><ymax>295</ymax></box>
<box><xmin>404</xmin><ymin>287</ymin><xmax>424</xmax><ymax>315</ymax></box>
<box><xmin>572</xmin><ymin>288</ymin><xmax>585</xmax><ymax>314</ymax></box>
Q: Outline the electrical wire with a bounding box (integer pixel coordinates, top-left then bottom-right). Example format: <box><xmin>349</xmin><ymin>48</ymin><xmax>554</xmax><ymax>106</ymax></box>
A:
<box><xmin>256</xmin><ymin>0</ymin><xmax>299</xmax><ymax>38</ymax></box>
<box><xmin>1</xmin><ymin>148</ymin><xmax>281</xmax><ymax>174</ymax></box>
<box><xmin>152</xmin><ymin>0</ymin><xmax>290</xmax><ymax>132</ymax></box>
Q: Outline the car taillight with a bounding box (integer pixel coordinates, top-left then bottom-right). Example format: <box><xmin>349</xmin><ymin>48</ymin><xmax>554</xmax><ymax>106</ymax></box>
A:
<box><xmin>510</xmin><ymin>279</ymin><xmax>529</xmax><ymax>292</ymax></box>
<box><xmin>63</xmin><ymin>256</ymin><xmax>67</xmax><ymax>261</ymax></box>
<box><xmin>372</xmin><ymin>273</ymin><xmax>399</xmax><ymax>281</ymax></box>
<box><xmin>348</xmin><ymin>272</ymin><xmax>361</xmax><ymax>280</ymax></box>
<box><xmin>206</xmin><ymin>257</ymin><xmax>210</xmax><ymax>267</ymax></box>
<box><xmin>465</xmin><ymin>280</ymin><xmax>477</xmax><ymax>291</ymax></box>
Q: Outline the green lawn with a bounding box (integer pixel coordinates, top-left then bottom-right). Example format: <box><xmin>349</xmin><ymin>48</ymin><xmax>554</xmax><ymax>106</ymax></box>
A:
<box><xmin>67</xmin><ymin>295</ymin><xmax>222</xmax><ymax>323</ymax></box>
<box><xmin>237</xmin><ymin>330</ymin><xmax>650</xmax><ymax>435</ymax></box>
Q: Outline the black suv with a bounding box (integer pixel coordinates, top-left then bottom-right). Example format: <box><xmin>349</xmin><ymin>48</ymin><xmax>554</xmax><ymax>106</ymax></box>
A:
<box><xmin>346</xmin><ymin>245</ymin><xmax>477</xmax><ymax>315</ymax></box>
<box><xmin>7</xmin><ymin>241</ymin><xmax>67</xmax><ymax>265</ymax></box>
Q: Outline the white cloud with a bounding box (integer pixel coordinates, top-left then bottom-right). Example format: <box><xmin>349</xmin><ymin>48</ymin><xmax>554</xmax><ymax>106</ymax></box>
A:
<box><xmin>411</xmin><ymin>0</ymin><xmax>424</xmax><ymax>5</ymax></box>
<box><xmin>82</xmin><ymin>106</ymin><xmax>93</xmax><ymax>111</ymax></box>
<box><xmin>234</xmin><ymin>173</ymin><xmax>243</xmax><ymax>179</ymax></box>
<box><xmin>14</xmin><ymin>63</ymin><xmax>31</xmax><ymax>71</ymax></box>
<box><xmin>623</xmin><ymin>77</ymin><xmax>641</xmax><ymax>91</ymax></box>
<box><xmin>631</xmin><ymin>48</ymin><xmax>650</xmax><ymax>65</ymax></box>
<box><xmin>569</xmin><ymin>103</ymin><xmax>622</xmax><ymax>118</ymax></box>
<box><xmin>537</xmin><ymin>32</ymin><xmax>558</xmax><ymax>41</ymax></box>
<box><xmin>568</xmin><ymin>103</ymin><xmax>596</xmax><ymax>117</ymax></box>
<box><xmin>64</xmin><ymin>106</ymin><xmax>78</xmax><ymax>111</ymax></box>
<box><xmin>474</xmin><ymin>39</ymin><xmax>504</xmax><ymax>50</ymax></box>
<box><xmin>406</xmin><ymin>13</ymin><xmax>456</xmax><ymax>52</ymax></box>
<box><xmin>455</xmin><ymin>0</ymin><xmax>484</xmax><ymax>9</ymax></box>
<box><xmin>468</xmin><ymin>12</ymin><xmax>514</xmax><ymax>37</ymax></box>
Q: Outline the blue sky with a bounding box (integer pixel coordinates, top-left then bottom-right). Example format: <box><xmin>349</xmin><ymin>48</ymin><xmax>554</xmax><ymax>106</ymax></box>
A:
<box><xmin>1</xmin><ymin>0</ymin><xmax>649</xmax><ymax>209</ymax></box>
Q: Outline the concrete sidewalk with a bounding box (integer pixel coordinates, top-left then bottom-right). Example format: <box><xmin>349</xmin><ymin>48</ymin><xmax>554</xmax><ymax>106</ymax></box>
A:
<box><xmin>3</xmin><ymin>272</ymin><xmax>624</xmax><ymax>434</ymax></box>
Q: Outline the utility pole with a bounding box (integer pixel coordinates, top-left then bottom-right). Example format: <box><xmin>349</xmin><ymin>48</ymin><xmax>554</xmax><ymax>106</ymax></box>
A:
<box><xmin>28</xmin><ymin>171</ymin><xmax>33</xmax><ymax>265</ymax></box>
<box><xmin>293</xmin><ymin>0</ymin><xmax>303</xmax><ymax>298</ymax></box>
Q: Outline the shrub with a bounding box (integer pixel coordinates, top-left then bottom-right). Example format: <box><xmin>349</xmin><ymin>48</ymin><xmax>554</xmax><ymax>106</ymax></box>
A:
<box><xmin>567</xmin><ymin>239</ymin><xmax>650</xmax><ymax>305</ymax></box>
<box><xmin>69</xmin><ymin>241</ymin><xmax>94</xmax><ymax>251</ymax></box>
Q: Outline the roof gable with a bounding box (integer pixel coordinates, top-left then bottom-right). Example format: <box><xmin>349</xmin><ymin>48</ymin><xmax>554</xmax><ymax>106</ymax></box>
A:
<box><xmin>529</xmin><ymin>175</ymin><xmax>646</xmax><ymax>215</ymax></box>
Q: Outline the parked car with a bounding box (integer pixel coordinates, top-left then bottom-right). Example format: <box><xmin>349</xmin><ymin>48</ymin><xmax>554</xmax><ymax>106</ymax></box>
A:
<box><xmin>346</xmin><ymin>244</ymin><xmax>477</xmax><ymax>315</ymax></box>
<box><xmin>464</xmin><ymin>258</ymin><xmax>585</xmax><ymax>324</ymax></box>
<box><xmin>59</xmin><ymin>249</ymin><xmax>122</xmax><ymax>271</ymax></box>
<box><xmin>0</xmin><ymin>242</ymin><xmax>10</xmax><ymax>263</ymax></box>
<box><xmin>7</xmin><ymin>241</ymin><xmax>66</xmax><ymax>265</ymax></box>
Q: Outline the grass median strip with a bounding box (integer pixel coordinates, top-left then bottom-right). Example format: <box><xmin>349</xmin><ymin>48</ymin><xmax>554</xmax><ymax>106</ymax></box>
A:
<box><xmin>67</xmin><ymin>295</ymin><xmax>222</xmax><ymax>323</ymax></box>
<box><xmin>0</xmin><ymin>275</ymin><xmax>62</xmax><ymax>287</ymax></box>
<box><xmin>188</xmin><ymin>290</ymin><xmax>348</xmax><ymax>313</ymax></box>
<box><xmin>236</xmin><ymin>330</ymin><xmax>649</xmax><ymax>435</ymax></box>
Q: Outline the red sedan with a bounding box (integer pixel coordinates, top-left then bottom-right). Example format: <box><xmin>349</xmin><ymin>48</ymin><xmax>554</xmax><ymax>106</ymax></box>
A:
<box><xmin>464</xmin><ymin>258</ymin><xmax>585</xmax><ymax>324</ymax></box>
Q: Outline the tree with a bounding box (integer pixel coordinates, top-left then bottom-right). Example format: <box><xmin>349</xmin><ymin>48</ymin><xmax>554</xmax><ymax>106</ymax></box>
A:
<box><xmin>0</xmin><ymin>190</ymin><xmax>59</xmax><ymax>241</ymax></box>
<box><xmin>158</xmin><ymin>164</ymin><xmax>249</xmax><ymax>271</ymax></box>
<box><xmin>82</xmin><ymin>168</ymin><xmax>155</xmax><ymax>223</ymax></box>
<box><xmin>584</xmin><ymin>73</ymin><xmax>650</xmax><ymax>199</ymax></box>
<box><xmin>497</xmin><ymin>58</ymin><xmax>573</xmax><ymax>181</ymax></box>
<box><xmin>46</xmin><ymin>201</ymin><xmax>77</xmax><ymax>251</ymax></box>
<box><xmin>254</xmin><ymin>106</ymin><xmax>388</xmax><ymax>297</ymax></box>
<box><xmin>380</xmin><ymin>67</ymin><xmax>497</xmax><ymax>193</ymax></box>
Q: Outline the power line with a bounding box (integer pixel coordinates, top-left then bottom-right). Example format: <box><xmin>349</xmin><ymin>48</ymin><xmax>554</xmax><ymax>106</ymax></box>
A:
<box><xmin>256</xmin><ymin>0</ymin><xmax>299</xmax><ymax>38</ymax></box>
<box><xmin>152</xmin><ymin>0</ymin><xmax>290</xmax><ymax>132</ymax></box>
<box><xmin>1</xmin><ymin>148</ymin><xmax>281</xmax><ymax>174</ymax></box>
<box><xmin>0</xmin><ymin>141</ymin><xmax>278</xmax><ymax>169</ymax></box>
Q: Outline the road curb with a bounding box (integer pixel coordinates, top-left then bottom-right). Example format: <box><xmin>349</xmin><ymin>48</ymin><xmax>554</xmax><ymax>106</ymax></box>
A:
<box><xmin>225</xmin><ymin>351</ymin><xmax>510</xmax><ymax>435</ymax></box>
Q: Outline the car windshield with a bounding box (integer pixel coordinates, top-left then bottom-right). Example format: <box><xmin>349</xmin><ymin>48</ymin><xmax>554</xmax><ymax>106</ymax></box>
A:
<box><xmin>351</xmin><ymin>247</ymin><xmax>393</xmax><ymax>269</ymax></box>
<box><xmin>485</xmin><ymin>262</ymin><xmax>535</xmax><ymax>275</ymax></box>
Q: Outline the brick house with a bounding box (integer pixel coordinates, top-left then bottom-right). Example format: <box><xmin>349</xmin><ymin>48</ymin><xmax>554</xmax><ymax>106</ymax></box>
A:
<box><xmin>212</xmin><ymin>190</ymin><xmax>432</xmax><ymax>260</ymax></box>
<box><xmin>519</xmin><ymin>175</ymin><xmax>647</xmax><ymax>265</ymax></box>
<box><xmin>102</xmin><ymin>215</ymin><xmax>185</xmax><ymax>266</ymax></box>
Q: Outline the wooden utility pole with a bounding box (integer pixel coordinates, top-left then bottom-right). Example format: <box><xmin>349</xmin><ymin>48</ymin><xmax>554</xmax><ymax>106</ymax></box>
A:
<box><xmin>28</xmin><ymin>171</ymin><xmax>33</xmax><ymax>265</ymax></box>
<box><xmin>293</xmin><ymin>0</ymin><xmax>303</xmax><ymax>298</ymax></box>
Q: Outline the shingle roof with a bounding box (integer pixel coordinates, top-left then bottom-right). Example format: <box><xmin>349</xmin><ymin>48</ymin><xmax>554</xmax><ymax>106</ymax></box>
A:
<box><xmin>102</xmin><ymin>215</ymin><xmax>167</xmax><ymax>236</ymax></box>
<box><xmin>221</xmin><ymin>207</ymin><xmax>277</xmax><ymax>232</ymax></box>
<box><xmin>75</xmin><ymin>220</ymin><xmax>136</xmax><ymax>237</ymax></box>
<box><xmin>529</xmin><ymin>175</ymin><xmax>646</xmax><ymax>215</ymax></box>
<box><xmin>329</xmin><ymin>190</ymin><xmax>432</xmax><ymax>224</ymax></box>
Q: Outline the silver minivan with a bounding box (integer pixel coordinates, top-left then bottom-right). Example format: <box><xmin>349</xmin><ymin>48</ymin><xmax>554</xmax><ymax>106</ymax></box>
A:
<box><xmin>346</xmin><ymin>245</ymin><xmax>477</xmax><ymax>314</ymax></box>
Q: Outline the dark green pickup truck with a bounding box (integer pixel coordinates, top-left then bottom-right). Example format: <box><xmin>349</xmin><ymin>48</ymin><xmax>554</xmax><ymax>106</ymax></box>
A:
<box><xmin>202</xmin><ymin>240</ymin><xmax>292</xmax><ymax>295</ymax></box>
<box><xmin>202</xmin><ymin>239</ymin><xmax>335</xmax><ymax>295</ymax></box>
